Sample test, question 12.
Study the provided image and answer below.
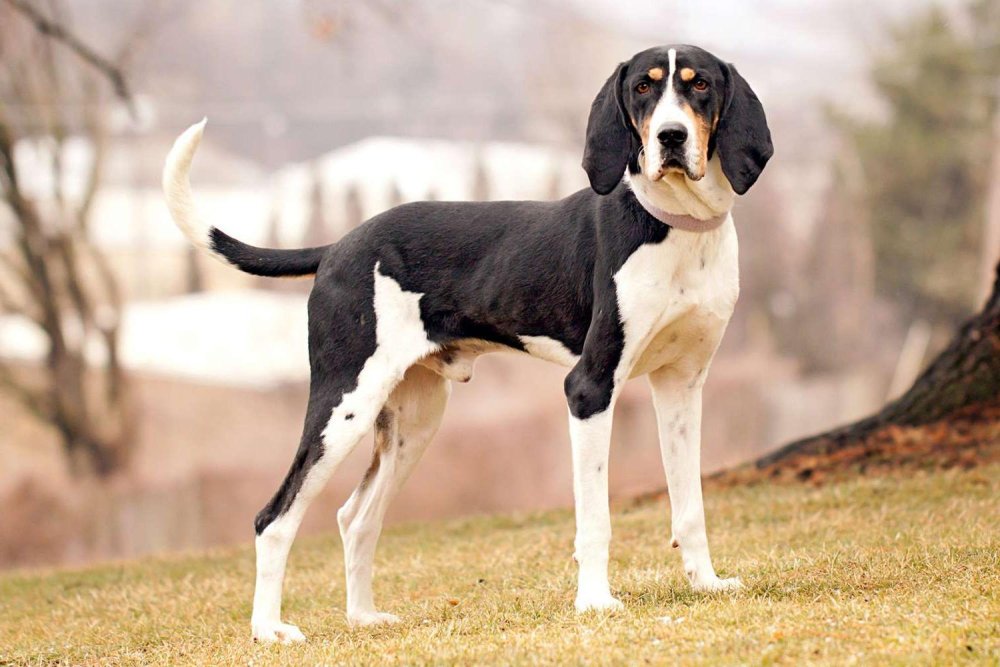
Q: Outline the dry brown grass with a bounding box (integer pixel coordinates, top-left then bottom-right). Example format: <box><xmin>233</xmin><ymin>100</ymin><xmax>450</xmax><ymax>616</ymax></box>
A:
<box><xmin>1</xmin><ymin>464</ymin><xmax>998</xmax><ymax>665</ymax></box>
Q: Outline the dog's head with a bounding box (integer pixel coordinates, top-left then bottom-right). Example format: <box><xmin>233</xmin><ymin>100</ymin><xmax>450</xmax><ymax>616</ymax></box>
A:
<box><xmin>582</xmin><ymin>45</ymin><xmax>773</xmax><ymax>196</ymax></box>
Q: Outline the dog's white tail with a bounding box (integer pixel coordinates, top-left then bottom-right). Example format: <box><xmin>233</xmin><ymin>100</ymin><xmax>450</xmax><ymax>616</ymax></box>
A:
<box><xmin>163</xmin><ymin>119</ymin><xmax>216</xmax><ymax>254</ymax></box>
<box><xmin>162</xmin><ymin>119</ymin><xmax>327</xmax><ymax>278</ymax></box>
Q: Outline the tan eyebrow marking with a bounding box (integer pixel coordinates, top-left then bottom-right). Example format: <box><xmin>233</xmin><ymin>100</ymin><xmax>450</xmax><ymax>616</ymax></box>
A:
<box><xmin>680</xmin><ymin>67</ymin><xmax>696</xmax><ymax>82</ymax></box>
<box><xmin>648</xmin><ymin>67</ymin><xmax>664</xmax><ymax>81</ymax></box>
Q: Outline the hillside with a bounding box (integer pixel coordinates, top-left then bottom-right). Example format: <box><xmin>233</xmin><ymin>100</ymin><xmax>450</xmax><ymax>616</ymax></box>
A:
<box><xmin>2</xmin><ymin>466</ymin><xmax>998</xmax><ymax>665</ymax></box>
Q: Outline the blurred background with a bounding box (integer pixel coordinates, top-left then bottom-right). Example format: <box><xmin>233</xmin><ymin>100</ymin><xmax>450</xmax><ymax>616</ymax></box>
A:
<box><xmin>0</xmin><ymin>0</ymin><xmax>997</xmax><ymax>568</ymax></box>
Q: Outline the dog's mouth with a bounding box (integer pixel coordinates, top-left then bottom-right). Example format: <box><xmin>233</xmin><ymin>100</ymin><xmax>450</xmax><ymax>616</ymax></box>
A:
<box><xmin>649</xmin><ymin>155</ymin><xmax>703</xmax><ymax>183</ymax></box>
<box><xmin>663</xmin><ymin>157</ymin><xmax>686</xmax><ymax>172</ymax></box>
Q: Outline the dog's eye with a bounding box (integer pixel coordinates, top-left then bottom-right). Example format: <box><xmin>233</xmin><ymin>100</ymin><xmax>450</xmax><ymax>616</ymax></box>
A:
<box><xmin>693</xmin><ymin>79</ymin><xmax>709</xmax><ymax>92</ymax></box>
<box><xmin>635</xmin><ymin>81</ymin><xmax>650</xmax><ymax>94</ymax></box>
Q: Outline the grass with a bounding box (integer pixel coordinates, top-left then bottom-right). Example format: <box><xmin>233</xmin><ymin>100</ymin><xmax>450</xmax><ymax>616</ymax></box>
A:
<box><xmin>2</xmin><ymin>465</ymin><xmax>998</xmax><ymax>665</ymax></box>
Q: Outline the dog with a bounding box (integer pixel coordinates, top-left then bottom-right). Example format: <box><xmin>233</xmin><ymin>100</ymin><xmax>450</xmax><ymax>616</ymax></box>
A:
<box><xmin>162</xmin><ymin>44</ymin><xmax>772</xmax><ymax>643</ymax></box>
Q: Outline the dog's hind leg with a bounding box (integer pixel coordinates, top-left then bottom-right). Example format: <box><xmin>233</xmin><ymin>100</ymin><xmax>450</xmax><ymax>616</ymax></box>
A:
<box><xmin>251</xmin><ymin>264</ymin><xmax>438</xmax><ymax>643</ymax></box>
<box><xmin>250</xmin><ymin>372</ymin><xmax>385</xmax><ymax>644</ymax></box>
<box><xmin>337</xmin><ymin>364</ymin><xmax>449</xmax><ymax>626</ymax></box>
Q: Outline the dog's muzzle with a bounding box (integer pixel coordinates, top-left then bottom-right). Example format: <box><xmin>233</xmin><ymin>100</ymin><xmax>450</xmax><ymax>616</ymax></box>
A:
<box><xmin>649</xmin><ymin>122</ymin><xmax>700</xmax><ymax>181</ymax></box>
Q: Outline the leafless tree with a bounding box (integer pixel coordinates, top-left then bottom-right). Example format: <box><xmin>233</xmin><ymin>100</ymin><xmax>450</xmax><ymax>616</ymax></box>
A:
<box><xmin>0</xmin><ymin>0</ymin><xmax>138</xmax><ymax>476</ymax></box>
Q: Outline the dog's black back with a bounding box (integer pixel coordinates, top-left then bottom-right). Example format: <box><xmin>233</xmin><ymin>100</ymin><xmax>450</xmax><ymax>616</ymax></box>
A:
<box><xmin>316</xmin><ymin>185</ymin><xmax>666</xmax><ymax>357</ymax></box>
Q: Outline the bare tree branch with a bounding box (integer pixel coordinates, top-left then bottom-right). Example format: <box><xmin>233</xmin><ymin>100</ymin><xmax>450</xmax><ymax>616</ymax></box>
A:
<box><xmin>0</xmin><ymin>359</ymin><xmax>51</xmax><ymax>421</ymax></box>
<box><xmin>0</xmin><ymin>277</ymin><xmax>42</xmax><ymax>323</ymax></box>
<box><xmin>76</xmin><ymin>78</ymin><xmax>106</xmax><ymax>227</ymax></box>
<box><xmin>3</xmin><ymin>0</ymin><xmax>135</xmax><ymax>114</ymax></box>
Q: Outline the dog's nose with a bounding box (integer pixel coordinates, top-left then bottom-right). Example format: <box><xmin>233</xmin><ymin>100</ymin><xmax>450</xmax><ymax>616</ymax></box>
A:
<box><xmin>657</xmin><ymin>123</ymin><xmax>688</xmax><ymax>147</ymax></box>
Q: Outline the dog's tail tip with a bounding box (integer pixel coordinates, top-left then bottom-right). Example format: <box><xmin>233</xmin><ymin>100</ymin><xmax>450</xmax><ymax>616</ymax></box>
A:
<box><xmin>162</xmin><ymin>118</ymin><xmax>215</xmax><ymax>251</ymax></box>
<box><xmin>164</xmin><ymin>118</ymin><xmax>207</xmax><ymax>179</ymax></box>
<box><xmin>186</xmin><ymin>117</ymin><xmax>208</xmax><ymax>148</ymax></box>
<box><xmin>185</xmin><ymin>116</ymin><xmax>208</xmax><ymax>139</ymax></box>
<box><xmin>191</xmin><ymin>116</ymin><xmax>208</xmax><ymax>140</ymax></box>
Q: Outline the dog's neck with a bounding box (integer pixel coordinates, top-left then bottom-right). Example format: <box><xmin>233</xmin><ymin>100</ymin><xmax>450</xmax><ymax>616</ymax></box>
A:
<box><xmin>625</xmin><ymin>155</ymin><xmax>735</xmax><ymax>229</ymax></box>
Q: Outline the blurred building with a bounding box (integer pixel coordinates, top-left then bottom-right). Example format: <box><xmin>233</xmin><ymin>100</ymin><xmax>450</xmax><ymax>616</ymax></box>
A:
<box><xmin>268</xmin><ymin>136</ymin><xmax>588</xmax><ymax>245</ymax></box>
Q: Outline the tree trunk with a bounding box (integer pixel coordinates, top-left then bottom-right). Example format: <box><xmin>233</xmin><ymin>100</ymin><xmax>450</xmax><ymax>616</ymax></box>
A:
<box><xmin>754</xmin><ymin>260</ymin><xmax>1000</xmax><ymax>476</ymax></box>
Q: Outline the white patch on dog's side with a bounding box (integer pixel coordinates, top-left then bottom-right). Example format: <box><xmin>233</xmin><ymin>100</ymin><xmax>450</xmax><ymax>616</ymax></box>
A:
<box><xmin>519</xmin><ymin>335</ymin><xmax>579</xmax><ymax>367</ymax></box>
<box><xmin>251</xmin><ymin>262</ymin><xmax>437</xmax><ymax>642</ymax></box>
<box><xmin>320</xmin><ymin>264</ymin><xmax>438</xmax><ymax>449</ymax></box>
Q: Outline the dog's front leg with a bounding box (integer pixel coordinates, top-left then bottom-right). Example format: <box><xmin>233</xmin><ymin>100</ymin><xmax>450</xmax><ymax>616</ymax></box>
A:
<box><xmin>565</xmin><ymin>359</ymin><xmax>623</xmax><ymax>612</ymax></box>
<box><xmin>568</xmin><ymin>408</ymin><xmax>621</xmax><ymax>611</ymax></box>
<box><xmin>648</xmin><ymin>365</ymin><xmax>741</xmax><ymax>592</ymax></box>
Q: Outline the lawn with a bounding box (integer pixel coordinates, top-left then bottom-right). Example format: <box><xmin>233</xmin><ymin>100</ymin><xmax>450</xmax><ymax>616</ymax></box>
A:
<box><xmin>2</xmin><ymin>465</ymin><xmax>998</xmax><ymax>665</ymax></box>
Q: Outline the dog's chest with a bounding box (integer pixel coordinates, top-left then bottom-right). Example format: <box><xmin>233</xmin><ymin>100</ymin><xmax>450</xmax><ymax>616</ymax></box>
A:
<box><xmin>614</xmin><ymin>220</ymin><xmax>739</xmax><ymax>379</ymax></box>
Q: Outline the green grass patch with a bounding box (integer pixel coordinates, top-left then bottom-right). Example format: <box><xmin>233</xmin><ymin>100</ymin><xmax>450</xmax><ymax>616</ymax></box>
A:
<box><xmin>2</xmin><ymin>466</ymin><xmax>998</xmax><ymax>665</ymax></box>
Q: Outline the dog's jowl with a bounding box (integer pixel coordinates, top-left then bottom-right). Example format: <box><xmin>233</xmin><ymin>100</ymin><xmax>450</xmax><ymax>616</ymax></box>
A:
<box><xmin>162</xmin><ymin>43</ymin><xmax>772</xmax><ymax>643</ymax></box>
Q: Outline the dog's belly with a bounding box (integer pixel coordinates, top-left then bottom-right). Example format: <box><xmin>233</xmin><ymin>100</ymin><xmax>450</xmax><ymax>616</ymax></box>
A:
<box><xmin>418</xmin><ymin>339</ymin><xmax>508</xmax><ymax>382</ymax></box>
<box><xmin>418</xmin><ymin>309</ymin><xmax>724</xmax><ymax>385</ymax></box>
<box><xmin>418</xmin><ymin>335</ymin><xmax>578</xmax><ymax>383</ymax></box>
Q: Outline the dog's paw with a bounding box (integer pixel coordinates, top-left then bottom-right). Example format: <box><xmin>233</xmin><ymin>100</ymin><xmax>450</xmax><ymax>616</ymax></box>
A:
<box><xmin>347</xmin><ymin>610</ymin><xmax>401</xmax><ymax>627</ymax></box>
<box><xmin>575</xmin><ymin>592</ymin><xmax>624</xmax><ymax>613</ymax></box>
<box><xmin>691</xmin><ymin>575</ymin><xmax>743</xmax><ymax>593</ymax></box>
<box><xmin>252</xmin><ymin>620</ymin><xmax>307</xmax><ymax>644</ymax></box>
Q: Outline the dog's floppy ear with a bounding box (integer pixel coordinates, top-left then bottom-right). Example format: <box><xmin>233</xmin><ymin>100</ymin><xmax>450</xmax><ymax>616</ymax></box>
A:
<box><xmin>715</xmin><ymin>63</ymin><xmax>773</xmax><ymax>195</ymax></box>
<box><xmin>582</xmin><ymin>61</ymin><xmax>633</xmax><ymax>195</ymax></box>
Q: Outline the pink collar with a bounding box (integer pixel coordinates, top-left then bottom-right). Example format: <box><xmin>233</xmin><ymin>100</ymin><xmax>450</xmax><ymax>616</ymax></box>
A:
<box><xmin>630</xmin><ymin>184</ymin><xmax>729</xmax><ymax>233</ymax></box>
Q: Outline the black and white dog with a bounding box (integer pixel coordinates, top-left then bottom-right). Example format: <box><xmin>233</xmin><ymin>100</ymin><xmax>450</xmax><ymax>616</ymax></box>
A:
<box><xmin>163</xmin><ymin>44</ymin><xmax>772</xmax><ymax>643</ymax></box>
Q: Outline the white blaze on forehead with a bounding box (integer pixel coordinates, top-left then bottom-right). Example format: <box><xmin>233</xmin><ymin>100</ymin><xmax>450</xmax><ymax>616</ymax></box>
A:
<box><xmin>643</xmin><ymin>47</ymin><xmax>700</xmax><ymax>180</ymax></box>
